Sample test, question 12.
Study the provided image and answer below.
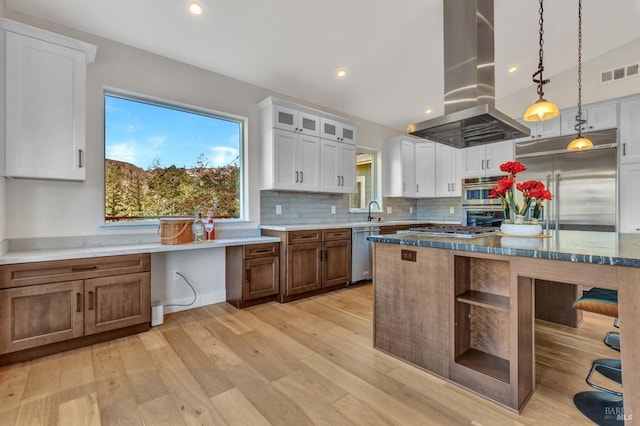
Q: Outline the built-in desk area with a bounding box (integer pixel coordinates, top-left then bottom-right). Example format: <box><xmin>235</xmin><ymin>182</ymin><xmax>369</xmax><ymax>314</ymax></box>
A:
<box><xmin>369</xmin><ymin>231</ymin><xmax>640</xmax><ymax>423</ymax></box>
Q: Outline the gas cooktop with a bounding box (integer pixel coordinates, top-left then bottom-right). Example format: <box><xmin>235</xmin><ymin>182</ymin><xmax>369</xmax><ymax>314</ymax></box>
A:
<box><xmin>407</xmin><ymin>225</ymin><xmax>500</xmax><ymax>237</ymax></box>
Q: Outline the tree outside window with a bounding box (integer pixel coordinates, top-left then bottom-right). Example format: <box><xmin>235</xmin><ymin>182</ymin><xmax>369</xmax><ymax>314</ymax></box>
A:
<box><xmin>104</xmin><ymin>92</ymin><xmax>243</xmax><ymax>222</ymax></box>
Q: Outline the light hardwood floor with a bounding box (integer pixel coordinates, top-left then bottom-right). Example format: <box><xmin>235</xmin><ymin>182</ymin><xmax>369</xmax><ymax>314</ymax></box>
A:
<box><xmin>0</xmin><ymin>283</ymin><xmax>621</xmax><ymax>425</ymax></box>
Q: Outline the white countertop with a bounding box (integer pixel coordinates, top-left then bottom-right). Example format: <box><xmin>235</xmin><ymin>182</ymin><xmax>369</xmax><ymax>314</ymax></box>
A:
<box><xmin>260</xmin><ymin>220</ymin><xmax>460</xmax><ymax>232</ymax></box>
<box><xmin>0</xmin><ymin>236</ymin><xmax>280</xmax><ymax>265</ymax></box>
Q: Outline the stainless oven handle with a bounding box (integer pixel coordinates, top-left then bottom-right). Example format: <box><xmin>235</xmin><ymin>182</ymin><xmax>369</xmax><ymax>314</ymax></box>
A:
<box><xmin>545</xmin><ymin>174</ymin><xmax>551</xmax><ymax>231</ymax></box>
<box><xmin>555</xmin><ymin>173</ymin><xmax>560</xmax><ymax>232</ymax></box>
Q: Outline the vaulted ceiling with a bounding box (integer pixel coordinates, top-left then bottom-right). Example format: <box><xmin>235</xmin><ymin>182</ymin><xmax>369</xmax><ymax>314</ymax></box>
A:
<box><xmin>6</xmin><ymin>0</ymin><xmax>640</xmax><ymax>131</ymax></box>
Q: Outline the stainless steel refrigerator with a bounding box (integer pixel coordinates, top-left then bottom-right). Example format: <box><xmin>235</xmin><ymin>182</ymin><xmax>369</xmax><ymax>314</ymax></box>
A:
<box><xmin>515</xmin><ymin>129</ymin><xmax>617</xmax><ymax>232</ymax></box>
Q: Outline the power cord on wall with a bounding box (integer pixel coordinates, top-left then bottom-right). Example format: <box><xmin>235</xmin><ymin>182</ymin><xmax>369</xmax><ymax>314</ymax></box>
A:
<box><xmin>165</xmin><ymin>271</ymin><xmax>198</xmax><ymax>308</ymax></box>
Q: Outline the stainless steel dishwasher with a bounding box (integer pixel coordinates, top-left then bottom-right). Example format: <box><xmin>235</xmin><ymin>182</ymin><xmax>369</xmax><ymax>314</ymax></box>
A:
<box><xmin>350</xmin><ymin>225</ymin><xmax>379</xmax><ymax>284</ymax></box>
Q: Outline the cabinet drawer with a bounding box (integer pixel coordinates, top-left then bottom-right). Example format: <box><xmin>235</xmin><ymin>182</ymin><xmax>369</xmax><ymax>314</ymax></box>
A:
<box><xmin>0</xmin><ymin>254</ymin><xmax>151</xmax><ymax>289</ymax></box>
<box><xmin>287</xmin><ymin>230</ymin><xmax>322</xmax><ymax>244</ymax></box>
<box><xmin>322</xmin><ymin>228</ymin><xmax>351</xmax><ymax>241</ymax></box>
<box><xmin>244</xmin><ymin>243</ymin><xmax>280</xmax><ymax>259</ymax></box>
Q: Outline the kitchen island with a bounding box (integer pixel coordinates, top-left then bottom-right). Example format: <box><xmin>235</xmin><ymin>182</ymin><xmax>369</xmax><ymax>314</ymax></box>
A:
<box><xmin>369</xmin><ymin>230</ymin><xmax>639</xmax><ymax>422</ymax></box>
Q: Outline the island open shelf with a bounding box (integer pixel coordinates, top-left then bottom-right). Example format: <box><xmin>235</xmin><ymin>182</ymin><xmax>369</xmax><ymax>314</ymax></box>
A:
<box><xmin>455</xmin><ymin>348</ymin><xmax>510</xmax><ymax>383</ymax></box>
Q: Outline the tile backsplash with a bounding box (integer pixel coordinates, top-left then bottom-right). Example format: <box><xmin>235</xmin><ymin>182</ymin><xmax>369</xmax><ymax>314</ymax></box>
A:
<box><xmin>260</xmin><ymin>191</ymin><xmax>462</xmax><ymax>225</ymax></box>
<box><xmin>417</xmin><ymin>197</ymin><xmax>463</xmax><ymax>222</ymax></box>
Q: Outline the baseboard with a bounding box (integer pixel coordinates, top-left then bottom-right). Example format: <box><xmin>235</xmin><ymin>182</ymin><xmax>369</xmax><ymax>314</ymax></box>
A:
<box><xmin>161</xmin><ymin>289</ymin><xmax>226</xmax><ymax>315</ymax></box>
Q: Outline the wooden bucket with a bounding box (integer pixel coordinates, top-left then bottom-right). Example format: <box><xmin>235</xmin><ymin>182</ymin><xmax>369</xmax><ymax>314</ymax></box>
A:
<box><xmin>159</xmin><ymin>218</ymin><xmax>193</xmax><ymax>245</ymax></box>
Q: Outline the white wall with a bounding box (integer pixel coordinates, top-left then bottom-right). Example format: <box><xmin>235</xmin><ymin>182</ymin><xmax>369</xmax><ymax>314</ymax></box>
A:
<box><xmin>498</xmin><ymin>37</ymin><xmax>640</xmax><ymax>118</ymax></box>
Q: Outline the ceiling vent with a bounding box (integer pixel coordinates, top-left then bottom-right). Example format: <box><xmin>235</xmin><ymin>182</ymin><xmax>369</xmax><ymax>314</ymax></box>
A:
<box><xmin>600</xmin><ymin>63</ymin><xmax>639</xmax><ymax>84</ymax></box>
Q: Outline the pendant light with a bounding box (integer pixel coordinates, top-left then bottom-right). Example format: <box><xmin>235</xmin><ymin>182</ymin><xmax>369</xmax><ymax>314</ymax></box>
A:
<box><xmin>523</xmin><ymin>0</ymin><xmax>559</xmax><ymax>122</ymax></box>
<box><xmin>567</xmin><ymin>0</ymin><xmax>593</xmax><ymax>151</ymax></box>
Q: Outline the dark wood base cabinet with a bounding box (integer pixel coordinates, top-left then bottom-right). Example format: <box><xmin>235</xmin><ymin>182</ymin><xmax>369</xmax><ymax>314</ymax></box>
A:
<box><xmin>0</xmin><ymin>254</ymin><xmax>151</xmax><ymax>365</ymax></box>
<box><xmin>262</xmin><ymin>228</ymin><xmax>351</xmax><ymax>302</ymax></box>
<box><xmin>226</xmin><ymin>243</ymin><xmax>280</xmax><ymax>308</ymax></box>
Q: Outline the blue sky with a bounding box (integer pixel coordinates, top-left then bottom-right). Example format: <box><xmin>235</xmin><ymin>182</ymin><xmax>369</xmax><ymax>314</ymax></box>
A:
<box><xmin>105</xmin><ymin>95</ymin><xmax>240</xmax><ymax>170</ymax></box>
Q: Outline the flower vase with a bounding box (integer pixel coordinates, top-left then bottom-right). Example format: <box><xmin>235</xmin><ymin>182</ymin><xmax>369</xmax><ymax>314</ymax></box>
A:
<box><xmin>500</xmin><ymin>221</ymin><xmax>543</xmax><ymax>237</ymax></box>
<box><xmin>513</xmin><ymin>214</ymin><xmax>525</xmax><ymax>224</ymax></box>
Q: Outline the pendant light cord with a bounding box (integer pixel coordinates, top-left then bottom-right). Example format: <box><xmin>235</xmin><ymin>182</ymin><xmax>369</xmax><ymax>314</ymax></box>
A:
<box><xmin>575</xmin><ymin>0</ymin><xmax>586</xmax><ymax>136</ymax></box>
<box><xmin>533</xmin><ymin>0</ymin><xmax>550</xmax><ymax>100</ymax></box>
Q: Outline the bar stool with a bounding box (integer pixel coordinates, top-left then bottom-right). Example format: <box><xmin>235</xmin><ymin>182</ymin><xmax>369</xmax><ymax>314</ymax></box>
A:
<box><xmin>572</xmin><ymin>287</ymin><xmax>623</xmax><ymax>425</ymax></box>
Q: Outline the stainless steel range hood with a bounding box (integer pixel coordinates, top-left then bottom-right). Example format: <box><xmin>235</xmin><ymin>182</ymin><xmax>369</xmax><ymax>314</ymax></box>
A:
<box><xmin>408</xmin><ymin>0</ymin><xmax>530</xmax><ymax>148</ymax></box>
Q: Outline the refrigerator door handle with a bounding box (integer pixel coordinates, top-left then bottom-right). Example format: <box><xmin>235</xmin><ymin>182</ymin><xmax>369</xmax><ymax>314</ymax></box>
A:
<box><xmin>545</xmin><ymin>174</ymin><xmax>551</xmax><ymax>231</ymax></box>
<box><xmin>554</xmin><ymin>173</ymin><xmax>560</xmax><ymax>232</ymax></box>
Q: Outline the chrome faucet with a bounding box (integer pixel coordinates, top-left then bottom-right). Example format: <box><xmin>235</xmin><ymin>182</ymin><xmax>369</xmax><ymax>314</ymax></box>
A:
<box><xmin>367</xmin><ymin>200</ymin><xmax>380</xmax><ymax>222</ymax></box>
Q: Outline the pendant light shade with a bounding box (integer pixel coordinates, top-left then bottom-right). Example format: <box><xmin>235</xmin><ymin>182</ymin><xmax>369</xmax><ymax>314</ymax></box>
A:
<box><xmin>524</xmin><ymin>0</ymin><xmax>559</xmax><ymax>122</ymax></box>
<box><xmin>523</xmin><ymin>99</ymin><xmax>560</xmax><ymax>122</ymax></box>
<box><xmin>567</xmin><ymin>0</ymin><xmax>593</xmax><ymax>151</ymax></box>
<box><xmin>567</xmin><ymin>136</ymin><xmax>593</xmax><ymax>151</ymax></box>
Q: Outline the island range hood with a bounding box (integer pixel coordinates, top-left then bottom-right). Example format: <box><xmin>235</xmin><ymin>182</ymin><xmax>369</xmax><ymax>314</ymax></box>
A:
<box><xmin>407</xmin><ymin>0</ymin><xmax>530</xmax><ymax>148</ymax></box>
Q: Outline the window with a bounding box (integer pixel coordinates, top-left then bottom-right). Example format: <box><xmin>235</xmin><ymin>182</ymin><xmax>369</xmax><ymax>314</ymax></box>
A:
<box><xmin>104</xmin><ymin>91</ymin><xmax>244</xmax><ymax>223</ymax></box>
<box><xmin>350</xmin><ymin>147</ymin><xmax>381</xmax><ymax>212</ymax></box>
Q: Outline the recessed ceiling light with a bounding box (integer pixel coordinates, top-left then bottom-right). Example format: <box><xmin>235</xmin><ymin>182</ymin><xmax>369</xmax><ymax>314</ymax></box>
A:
<box><xmin>425</xmin><ymin>109</ymin><xmax>433</xmax><ymax>114</ymax></box>
<box><xmin>508</xmin><ymin>66</ymin><xmax>519</xmax><ymax>73</ymax></box>
<box><xmin>336</xmin><ymin>69</ymin><xmax>347</xmax><ymax>78</ymax></box>
<box><xmin>189</xmin><ymin>1</ymin><xmax>203</xmax><ymax>15</ymax></box>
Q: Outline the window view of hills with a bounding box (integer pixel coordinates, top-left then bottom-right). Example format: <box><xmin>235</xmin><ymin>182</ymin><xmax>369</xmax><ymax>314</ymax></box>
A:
<box><xmin>105</xmin><ymin>155</ymin><xmax>239</xmax><ymax>222</ymax></box>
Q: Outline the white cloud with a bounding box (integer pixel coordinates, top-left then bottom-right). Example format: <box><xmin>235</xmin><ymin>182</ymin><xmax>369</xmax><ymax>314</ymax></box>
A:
<box><xmin>106</xmin><ymin>141</ymin><xmax>137</xmax><ymax>164</ymax></box>
<box><xmin>147</xmin><ymin>135</ymin><xmax>166</xmax><ymax>147</ymax></box>
<box><xmin>209</xmin><ymin>146</ymin><xmax>239</xmax><ymax>167</ymax></box>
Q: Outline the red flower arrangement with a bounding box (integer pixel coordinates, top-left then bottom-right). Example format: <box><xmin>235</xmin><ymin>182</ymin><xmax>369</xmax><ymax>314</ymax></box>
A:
<box><xmin>489</xmin><ymin>161</ymin><xmax>553</xmax><ymax>223</ymax></box>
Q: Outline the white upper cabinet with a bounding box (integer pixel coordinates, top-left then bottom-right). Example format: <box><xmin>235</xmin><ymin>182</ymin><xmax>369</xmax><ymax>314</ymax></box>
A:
<box><xmin>273</xmin><ymin>129</ymin><xmax>320</xmax><ymax>191</ymax></box>
<box><xmin>415</xmin><ymin>142</ymin><xmax>435</xmax><ymax>197</ymax></box>
<box><xmin>434</xmin><ymin>144</ymin><xmax>463</xmax><ymax>197</ymax></box>
<box><xmin>259</xmin><ymin>97</ymin><xmax>356</xmax><ymax>193</ymax></box>
<box><xmin>560</xmin><ymin>102</ymin><xmax>617</xmax><ymax>136</ymax></box>
<box><xmin>274</xmin><ymin>104</ymin><xmax>319</xmax><ymax>136</ymax></box>
<box><xmin>320</xmin><ymin>139</ymin><xmax>355</xmax><ymax>193</ymax></box>
<box><xmin>513</xmin><ymin>117</ymin><xmax>561</xmax><ymax>143</ymax></box>
<box><xmin>382</xmin><ymin>137</ymin><xmax>435</xmax><ymax>198</ymax></box>
<box><xmin>619</xmin><ymin>97</ymin><xmax>640</xmax><ymax>164</ymax></box>
<box><xmin>462</xmin><ymin>140</ymin><xmax>514</xmax><ymax>177</ymax></box>
<box><xmin>320</xmin><ymin>117</ymin><xmax>356</xmax><ymax>145</ymax></box>
<box><xmin>1</xmin><ymin>19</ymin><xmax>96</xmax><ymax>181</ymax></box>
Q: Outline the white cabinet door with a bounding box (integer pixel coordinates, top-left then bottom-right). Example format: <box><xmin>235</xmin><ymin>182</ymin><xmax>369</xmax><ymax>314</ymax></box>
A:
<box><xmin>619</xmin><ymin>163</ymin><xmax>640</xmax><ymax>233</ymax></box>
<box><xmin>320</xmin><ymin>118</ymin><xmax>356</xmax><ymax>145</ymax></box>
<box><xmin>415</xmin><ymin>142</ymin><xmax>435</xmax><ymax>197</ymax></box>
<box><xmin>5</xmin><ymin>32</ymin><xmax>87</xmax><ymax>181</ymax></box>
<box><xmin>561</xmin><ymin>102</ymin><xmax>617</xmax><ymax>136</ymax></box>
<box><xmin>320</xmin><ymin>140</ymin><xmax>340</xmax><ymax>192</ymax></box>
<box><xmin>320</xmin><ymin>140</ymin><xmax>355</xmax><ymax>193</ymax></box>
<box><xmin>435</xmin><ymin>144</ymin><xmax>463</xmax><ymax>196</ymax></box>
<box><xmin>435</xmin><ymin>144</ymin><xmax>453</xmax><ymax>196</ymax></box>
<box><xmin>273</xmin><ymin>129</ymin><xmax>299</xmax><ymax>190</ymax></box>
<box><xmin>274</xmin><ymin>105</ymin><xmax>319</xmax><ymax>136</ymax></box>
<box><xmin>401</xmin><ymin>140</ymin><xmax>416</xmax><ymax>197</ymax></box>
<box><xmin>297</xmin><ymin>134</ymin><xmax>320</xmax><ymax>191</ymax></box>
<box><xmin>340</xmin><ymin>123</ymin><xmax>357</xmax><ymax>145</ymax></box>
<box><xmin>273</xmin><ymin>129</ymin><xmax>320</xmax><ymax>191</ymax></box>
<box><xmin>451</xmin><ymin>147</ymin><xmax>463</xmax><ymax>195</ymax></box>
<box><xmin>513</xmin><ymin>117</ymin><xmax>560</xmax><ymax>143</ymax></box>
<box><xmin>340</xmin><ymin>143</ymin><xmax>356</xmax><ymax>193</ymax></box>
<box><xmin>462</xmin><ymin>145</ymin><xmax>486</xmax><ymax>176</ymax></box>
<box><xmin>485</xmin><ymin>140</ymin><xmax>514</xmax><ymax>175</ymax></box>
<box><xmin>619</xmin><ymin>98</ymin><xmax>640</xmax><ymax>164</ymax></box>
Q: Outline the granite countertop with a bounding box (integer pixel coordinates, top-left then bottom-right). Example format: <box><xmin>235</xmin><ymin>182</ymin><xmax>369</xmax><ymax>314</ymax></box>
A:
<box><xmin>260</xmin><ymin>220</ymin><xmax>460</xmax><ymax>232</ymax></box>
<box><xmin>0</xmin><ymin>236</ymin><xmax>280</xmax><ymax>265</ymax></box>
<box><xmin>368</xmin><ymin>230</ymin><xmax>640</xmax><ymax>267</ymax></box>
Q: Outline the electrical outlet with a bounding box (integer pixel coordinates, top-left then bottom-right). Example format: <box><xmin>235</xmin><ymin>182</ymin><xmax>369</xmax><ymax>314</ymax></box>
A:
<box><xmin>331</xmin><ymin>206</ymin><xmax>336</xmax><ymax>214</ymax></box>
<box><xmin>387</xmin><ymin>206</ymin><xmax>392</xmax><ymax>214</ymax></box>
<box><xmin>276</xmin><ymin>205</ymin><xmax>282</xmax><ymax>215</ymax></box>
<box><xmin>449</xmin><ymin>206</ymin><xmax>455</xmax><ymax>214</ymax></box>
<box><xmin>409</xmin><ymin>207</ymin><xmax>413</xmax><ymax>214</ymax></box>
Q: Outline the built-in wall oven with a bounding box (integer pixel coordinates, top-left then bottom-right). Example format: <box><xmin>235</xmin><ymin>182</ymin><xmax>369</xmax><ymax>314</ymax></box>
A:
<box><xmin>461</xmin><ymin>175</ymin><xmax>507</xmax><ymax>227</ymax></box>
